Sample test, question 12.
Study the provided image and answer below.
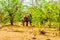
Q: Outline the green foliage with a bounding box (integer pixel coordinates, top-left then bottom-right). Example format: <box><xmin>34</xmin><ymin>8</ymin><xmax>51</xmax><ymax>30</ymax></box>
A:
<box><xmin>0</xmin><ymin>0</ymin><xmax>60</xmax><ymax>28</ymax></box>
<box><xmin>0</xmin><ymin>0</ymin><xmax>22</xmax><ymax>25</ymax></box>
<box><xmin>27</xmin><ymin>0</ymin><xmax>60</xmax><ymax>27</ymax></box>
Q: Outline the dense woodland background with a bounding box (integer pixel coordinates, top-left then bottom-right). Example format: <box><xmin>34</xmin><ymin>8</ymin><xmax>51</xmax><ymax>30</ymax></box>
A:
<box><xmin>0</xmin><ymin>0</ymin><xmax>60</xmax><ymax>29</ymax></box>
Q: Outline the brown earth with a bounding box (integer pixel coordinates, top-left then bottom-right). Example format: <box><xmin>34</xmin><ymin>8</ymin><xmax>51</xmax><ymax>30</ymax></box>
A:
<box><xmin>0</xmin><ymin>25</ymin><xmax>60</xmax><ymax>40</ymax></box>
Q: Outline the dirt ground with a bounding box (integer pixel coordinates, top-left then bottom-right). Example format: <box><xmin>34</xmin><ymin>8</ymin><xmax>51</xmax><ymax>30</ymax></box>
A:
<box><xmin>0</xmin><ymin>25</ymin><xmax>60</xmax><ymax>40</ymax></box>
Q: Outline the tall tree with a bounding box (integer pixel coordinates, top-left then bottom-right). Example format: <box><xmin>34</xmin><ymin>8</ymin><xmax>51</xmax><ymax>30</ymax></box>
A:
<box><xmin>0</xmin><ymin>0</ymin><xmax>22</xmax><ymax>25</ymax></box>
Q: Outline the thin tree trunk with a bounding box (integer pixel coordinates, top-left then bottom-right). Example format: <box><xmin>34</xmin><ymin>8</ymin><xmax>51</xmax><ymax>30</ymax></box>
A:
<box><xmin>10</xmin><ymin>17</ymin><xmax>13</xmax><ymax>25</ymax></box>
<box><xmin>0</xmin><ymin>18</ymin><xmax>2</xmax><ymax>28</ymax></box>
<box><xmin>9</xmin><ymin>13</ymin><xmax>13</xmax><ymax>25</ymax></box>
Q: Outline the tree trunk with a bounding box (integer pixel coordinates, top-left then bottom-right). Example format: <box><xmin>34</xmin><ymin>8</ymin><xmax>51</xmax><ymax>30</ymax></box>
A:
<box><xmin>10</xmin><ymin>17</ymin><xmax>13</xmax><ymax>25</ymax></box>
<box><xmin>0</xmin><ymin>18</ymin><xmax>2</xmax><ymax>28</ymax></box>
<box><xmin>9</xmin><ymin>13</ymin><xmax>13</xmax><ymax>25</ymax></box>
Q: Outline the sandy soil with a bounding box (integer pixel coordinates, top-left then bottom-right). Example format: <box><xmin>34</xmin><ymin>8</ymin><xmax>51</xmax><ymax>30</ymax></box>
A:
<box><xmin>0</xmin><ymin>25</ymin><xmax>60</xmax><ymax>40</ymax></box>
